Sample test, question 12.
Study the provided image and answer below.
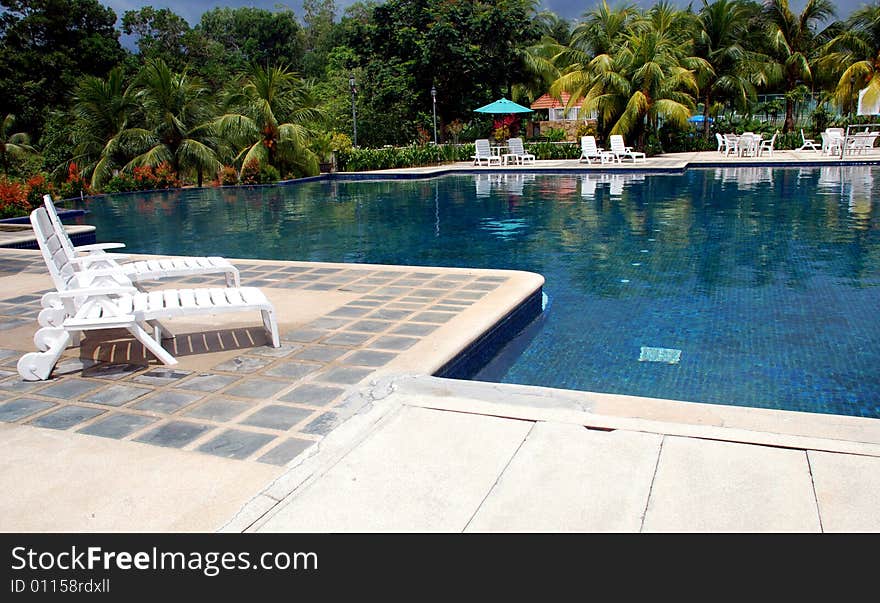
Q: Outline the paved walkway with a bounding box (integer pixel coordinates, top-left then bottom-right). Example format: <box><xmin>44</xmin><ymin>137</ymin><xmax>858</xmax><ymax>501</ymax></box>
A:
<box><xmin>1</xmin><ymin>153</ymin><xmax>879</xmax><ymax>532</ymax></box>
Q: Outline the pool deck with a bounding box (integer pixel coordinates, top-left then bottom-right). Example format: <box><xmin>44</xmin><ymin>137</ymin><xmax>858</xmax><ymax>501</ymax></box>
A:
<box><xmin>1</xmin><ymin>150</ymin><xmax>880</xmax><ymax>533</ymax></box>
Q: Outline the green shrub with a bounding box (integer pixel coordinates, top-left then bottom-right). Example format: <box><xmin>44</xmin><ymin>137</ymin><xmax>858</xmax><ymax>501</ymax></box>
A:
<box><xmin>217</xmin><ymin>165</ymin><xmax>238</xmax><ymax>186</ymax></box>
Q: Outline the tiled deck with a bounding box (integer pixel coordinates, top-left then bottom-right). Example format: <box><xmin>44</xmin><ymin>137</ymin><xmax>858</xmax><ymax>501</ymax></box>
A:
<box><xmin>0</xmin><ymin>248</ymin><xmax>538</xmax><ymax>467</ymax></box>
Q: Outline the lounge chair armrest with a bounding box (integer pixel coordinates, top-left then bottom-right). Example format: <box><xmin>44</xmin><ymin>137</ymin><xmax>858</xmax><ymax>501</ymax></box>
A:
<box><xmin>75</xmin><ymin>242</ymin><xmax>126</xmax><ymax>253</ymax></box>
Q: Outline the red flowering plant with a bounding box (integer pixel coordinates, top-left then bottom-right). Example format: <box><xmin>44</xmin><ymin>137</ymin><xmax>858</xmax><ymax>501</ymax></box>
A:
<box><xmin>58</xmin><ymin>163</ymin><xmax>91</xmax><ymax>199</ymax></box>
<box><xmin>0</xmin><ymin>178</ymin><xmax>29</xmax><ymax>218</ymax></box>
<box><xmin>492</xmin><ymin>115</ymin><xmax>521</xmax><ymax>141</ymax></box>
<box><xmin>25</xmin><ymin>174</ymin><xmax>55</xmax><ymax>209</ymax></box>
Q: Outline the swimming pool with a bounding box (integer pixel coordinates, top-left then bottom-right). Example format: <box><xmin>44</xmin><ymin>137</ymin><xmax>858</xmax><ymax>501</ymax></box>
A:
<box><xmin>72</xmin><ymin>166</ymin><xmax>880</xmax><ymax>418</ymax></box>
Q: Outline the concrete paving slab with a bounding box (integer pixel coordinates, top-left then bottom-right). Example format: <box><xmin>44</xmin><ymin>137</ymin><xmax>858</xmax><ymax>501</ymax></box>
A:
<box><xmin>252</xmin><ymin>405</ymin><xmax>531</xmax><ymax>532</ymax></box>
<box><xmin>0</xmin><ymin>422</ymin><xmax>281</xmax><ymax>531</ymax></box>
<box><xmin>466</xmin><ymin>423</ymin><xmax>662</xmax><ymax>532</ymax></box>
<box><xmin>809</xmin><ymin>451</ymin><xmax>880</xmax><ymax>532</ymax></box>
<box><xmin>643</xmin><ymin>436</ymin><xmax>820</xmax><ymax>532</ymax></box>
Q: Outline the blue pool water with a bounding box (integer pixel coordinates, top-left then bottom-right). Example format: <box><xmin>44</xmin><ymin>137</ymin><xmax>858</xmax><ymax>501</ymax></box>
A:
<box><xmin>72</xmin><ymin>167</ymin><xmax>880</xmax><ymax>418</ymax></box>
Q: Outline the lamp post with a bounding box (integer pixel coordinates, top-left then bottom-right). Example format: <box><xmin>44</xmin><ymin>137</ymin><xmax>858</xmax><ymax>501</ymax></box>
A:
<box><xmin>431</xmin><ymin>85</ymin><xmax>437</xmax><ymax>145</ymax></box>
<box><xmin>349</xmin><ymin>74</ymin><xmax>357</xmax><ymax>148</ymax></box>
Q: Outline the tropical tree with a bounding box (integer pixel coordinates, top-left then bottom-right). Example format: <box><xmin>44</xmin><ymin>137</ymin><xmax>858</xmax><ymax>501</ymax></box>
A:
<box><xmin>215</xmin><ymin>64</ymin><xmax>323</xmax><ymax>178</ymax></box>
<box><xmin>70</xmin><ymin>68</ymin><xmax>138</xmax><ymax>188</ymax></box>
<box><xmin>820</xmin><ymin>3</ymin><xmax>880</xmax><ymax>117</ymax></box>
<box><xmin>694</xmin><ymin>0</ymin><xmax>769</xmax><ymax>136</ymax></box>
<box><xmin>552</xmin><ymin>2</ymin><xmax>708</xmax><ymax>145</ymax></box>
<box><xmin>126</xmin><ymin>59</ymin><xmax>220</xmax><ymax>186</ymax></box>
<box><xmin>0</xmin><ymin>113</ymin><xmax>35</xmax><ymax>175</ymax></box>
<box><xmin>762</xmin><ymin>0</ymin><xmax>837</xmax><ymax>132</ymax></box>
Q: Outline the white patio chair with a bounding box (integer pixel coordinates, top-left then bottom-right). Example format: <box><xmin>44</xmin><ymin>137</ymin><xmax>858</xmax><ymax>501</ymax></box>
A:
<box><xmin>758</xmin><ymin>131</ymin><xmax>778</xmax><ymax>157</ymax></box>
<box><xmin>738</xmin><ymin>133</ymin><xmax>760</xmax><ymax>157</ymax></box>
<box><xmin>722</xmin><ymin>134</ymin><xmax>739</xmax><ymax>157</ymax></box>
<box><xmin>715</xmin><ymin>133</ymin><xmax>728</xmax><ymax>155</ymax></box>
<box><xmin>579</xmin><ymin>136</ymin><xmax>603</xmax><ymax>164</ymax></box>
<box><xmin>43</xmin><ymin>195</ymin><xmax>240</xmax><ymax>287</ymax></box>
<box><xmin>17</xmin><ymin>206</ymin><xmax>280</xmax><ymax>381</ymax></box>
<box><xmin>798</xmin><ymin>129</ymin><xmax>819</xmax><ymax>151</ymax></box>
<box><xmin>821</xmin><ymin>131</ymin><xmax>842</xmax><ymax>156</ymax></box>
<box><xmin>472</xmin><ymin>139</ymin><xmax>502</xmax><ymax>166</ymax></box>
<box><xmin>608</xmin><ymin>135</ymin><xmax>646</xmax><ymax>162</ymax></box>
<box><xmin>503</xmin><ymin>138</ymin><xmax>535</xmax><ymax>165</ymax></box>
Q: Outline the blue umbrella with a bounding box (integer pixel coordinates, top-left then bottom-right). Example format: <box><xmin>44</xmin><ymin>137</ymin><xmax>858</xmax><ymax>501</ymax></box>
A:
<box><xmin>688</xmin><ymin>114</ymin><xmax>714</xmax><ymax>124</ymax></box>
<box><xmin>474</xmin><ymin>97</ymin><xmax>534</xmax><ymax>114</ymax></box>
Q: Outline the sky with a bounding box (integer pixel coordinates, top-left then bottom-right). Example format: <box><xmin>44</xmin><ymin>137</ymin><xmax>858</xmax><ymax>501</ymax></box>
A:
<box><xmin>100</xmin><ymin>0</ymin><xmax>865</xmax><ymax>26</ymax></box>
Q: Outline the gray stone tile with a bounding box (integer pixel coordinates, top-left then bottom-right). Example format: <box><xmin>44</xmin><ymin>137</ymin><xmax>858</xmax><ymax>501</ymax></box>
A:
<box><xmin>37</xmin><ymin>378</ymin><xmax>104</xmax><ymax>400</ymax></box>
<box><xmin>0</xmin><ymin>295</ymin><xmax>42</xmax><ymax>304</ymax></box>
<box><xmin>345</xmin><ymin>300</ymin><xmax>382</xmax><ymax>308</ymax></box>
<box><xmin>134</xmin><ymin>421</ymin><xmax>214</xmax><ymax>448</ymax></box>
<box><xmin>177</xmin><ymin>374</ymin><xmax>240</xmax><ymax>392</ymax></box>
<box><xmin>338</xmin><ymin>284</ymin><xmax>378</xmax><ymax>293</ymax></box>
<box><xmin>196</xmin><ymin>429</ymin><xmax>276</xmax><ymax>460</ymax></box>
<box><xmin>292</xmin><ymin>346</ymin><xmax>349</xmax><ymax>363</ymax></box>
<box><xmin>51</xmin><ymin>358</ymin><xmax>101</xmax><ymax>376</ymax></box>
<box><xmin>0</xmin><ymin>398</ymin><xmax>55</xmax><ymax>422</ymax></box>
<box><xmin>301</xmin><ymin>412</ymin><xmax>339</xmax><ymax>436</ymax></box>
<box><xmin>258</xmin><ymin>437</ymin><xmax>315</xmax><ymax>466</ymax></box>
<box><xmin>223</xmin><ymin>379</ymin><xmax>290</xmax><ymax>399</ymax></box>
<box><xmin>133</xmin><ymin>368</ymin><xmax>192</xmax><ymax>385</ymax></box>
<box><xmin>391</xmin><ymin>323</ymin><xmax>440</xmax><ymax>337</ymax></box>
<box><xmin>29</xmin><ymin>405</ymin><xmax>105</xmax><ymax>430</ymax></box>
<box><xmin>412</xmin><ymin>288</ymin><xmax>446</xmax><ymax>297</ymax></box>
<box><xmin>327</xmin><ymin>306</ymin><xmax>372</xmax><ymax>318</ymax></box>
<box><xmin>366</xmin><ymin>308</ymin><xmax>414</xmax><ymax>321</ymax></box>
<box><xmin>78</xmin><ymin>413</ymin><xmax>158</xmax><ymax>439</ymax></box>
<box><xmin>248</xmin><ymin>343</ymin><xmax>302</xmax><ymax>358</ymax></box>
<box><xmin>322</xmin><ymin>332</ymin><xmax>373</xmax><ymax>346</ymax></box>
<box><xmin>0</xmin><ymin>318</ymin><xmax>30</xmax><ymax>330</ymax></box>
<box><xmin>263</xmin><ymin>361</ymin><xmax>321</xmax><ymax>380</ymax></box>
<box><xmin>344</xmin><ymin>350</ymin><xmax>397</xmax><ymax>368</ymax></box>
<box><xmin>462</xmin><ymin>282</ymin><xmax>499</xmax><ymax>291</ymax></box>
<box><xmin>306</xmin><ymin>317</ymin><xmax>352</xmax><ymax>330</ymax></box>
<box><xmin>431</xmin><ymin>280</ymin><xmax>464</xmax><ymax>289</ymax></box>
<box><xmin>81</xmin><ymin>363</ymin><xmax>145</xmax><ymax>380</ymax></box>
<box><xmin>278</xmin><ymin>384</ymin><xmax>346</xmax><ymax>406</ymax></box>
<box><xmin>476</xmin><ymin>275</ymin><xmax>507</xmax><ymax>282</ymax></box>
<box><xmin>411</xmin><ymin>311</ymin><xmax>455</xmax><ymax>324</ymax></box>
<box><xmin>0</xmin><ymin>378</ymin><xmax>43</xmax><ymax>395</ymax></box>
<box><xmin>183</xmin><ymin>398</ymin><xmax>252</xmax><ymax>422</ymax></box>
<box><xmin>282</xmin><ymin>329</ymin><xmax>325</xmax><ymax>343</ymax></box>
<box><xmin>369</xmin><ymin>335</ymin><xmax>420</xmax><ymax>351</ymax></box>
<box><xmin>240</xmin><ymin>405</ymin><xmax>313</xmax><ymax>430</ymax></box>
<box><xmin>211</xmin><ymin>356</ymin><xmax>272</xmax><ymax>373</ymax></box>
<box><xmin>132</xmin><ymin>391</ymin><xmax>204</xmax><ymax>414</ymax></box>
<box><xmin>446</xmin><ymin>291</ymin><xmax>484</xmax><ymax>301</ymax></box>
<box><xmin>83</xmin><ymin>384</ymin><xmax>153</xmax><ymax>407</ymax></box>
<box><xmin>0</xmin><ymin>349</ymin><xmax>18</xmax><ymax>361</ymax></box>
<box><xmin>347</xmin><ymin>320</ymin><xmax>394</xmax><ymax>333</ymax></box>
<box><xmin>316</xmin><ymin>367</ymin><xmax>373</xmax><ymax>385</ymax></box>
<box><xmin>304</xmin><ymin>283</ymin><xmax>337</xmax><ymax>291</ymax></box>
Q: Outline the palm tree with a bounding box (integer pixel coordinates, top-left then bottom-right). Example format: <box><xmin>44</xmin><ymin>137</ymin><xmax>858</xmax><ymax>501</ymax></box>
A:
<box><xmin>126</xmin><ymin>59</ymin><xmax>220</xmax><ymax>186</ymax></box>
<box><xmin>70</xmin><ymin>68</ymin><xmax>138</xmax><ymax>188</ymax></box>
<box><xmin>0</xmin><ymin>114</ymin><xmax>36</xmax><ymax>176</ymax></box>
<box><xmin>820</xmin><ymin>3</ymin><xmax>880</xmax><ymax>116</ymax></box>
<box><xmin>214</xmin><ymin>64</ymin><xmax>323</xmax><ymax>178</ymax></box>
<box><xmin>552</xmin><ymin>2</ymin><xmax>708</xmax><ymax>145</ymax></box>
<box><xmin>763</xmin><ymin>0</ymin><xmax>837</xmax><ymax>132</ymax></box>
<box><xmin>694</xmin><ymin>0</ymin><xmax>769</xmax><ymax>136</ymax></box>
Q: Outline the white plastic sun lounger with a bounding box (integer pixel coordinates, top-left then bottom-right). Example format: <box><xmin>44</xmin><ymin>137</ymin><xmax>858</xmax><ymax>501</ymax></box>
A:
<box><xmin>17</xmin><ymin>207</ymin><xmax>279</xmax><ymax>381</ymax></box>
<box><xmin>43</xmin><ymin>195</ymin><xmax>240</xmax><ymax>287</ymax></box>
<box><xmin>609</xmin><ymin>135</ymin><xmax>646</xmax><ymax>163</ymax></box>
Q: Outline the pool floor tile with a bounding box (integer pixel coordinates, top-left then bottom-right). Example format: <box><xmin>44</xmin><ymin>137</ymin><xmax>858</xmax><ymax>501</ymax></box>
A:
<box><xmin>196</xmin><ymin>429</ymin><xmax>276</xmax><ymax>460</ymax></box>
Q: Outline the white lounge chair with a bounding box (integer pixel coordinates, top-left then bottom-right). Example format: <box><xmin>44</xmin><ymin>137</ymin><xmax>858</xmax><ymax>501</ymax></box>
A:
<box><xmin>608</xmin><ymin>135</ymin><xmax>646</xmax><ymax>162</ymax></box>
<box><xmin>472</xmin><ymin>139</ymin><xmax>502</xmax><ymax>166</ymax></box>
<box><xmin>798</xmin><ymin>129</ymin><xmax>819</xmax><ymax>151</ymax></box>
<box><xmin>43</xmin><ymin>195</ymin><xmax>240</xmax><ymax>287</ymax></box>
<box><xmin>503</xmin><ymin>138</ymin><xmax>535</xmax><ymax>165</ymax></box>
<box><xmin>17</xmin><ymin>207</ymin><xmax>280</xmax><ymax>381</ymax></box>
<box><xmin>579</xmin><ymin>136</ymin><xmax>604</xmax><ymax>164</ymax></box>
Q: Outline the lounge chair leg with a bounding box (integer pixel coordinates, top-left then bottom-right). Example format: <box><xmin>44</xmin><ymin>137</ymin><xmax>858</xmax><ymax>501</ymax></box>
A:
<box><xmin>128</xmin><ymin>324</ymin><xmax>178</xmax><ymax>365</ymax></box>
<box><xmin>261</xmin><ymin>308</ymin><xmax>280</xmax><ymax>348</ymax></box>
<box><xmin>226</xmin><ymin>268</ymin><xmax>240</xmax><ymax>288</ymax></box>
<box><xmin>18</xmin><ymin>327</ymin><xmax>71</xmax><ymax>380</ymax></box>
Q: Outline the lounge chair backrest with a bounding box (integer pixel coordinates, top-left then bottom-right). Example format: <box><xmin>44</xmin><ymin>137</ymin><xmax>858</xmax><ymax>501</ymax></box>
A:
<box><xmin>582</xmin><ymin>136</ymin><xmax>599</xmax><ymax>155</ymax></box>
<box><xmin>507</xmin><ymin>138</ymin><xmax>525</xmax><ymax>154</ymax></box>
<box><xmin>41</xmin><ymin>195</ymin><xmax>77</xmax><ymax>259</ymax></box>
<box><xmin>609</xmin><ymin>135</ymin><xmax>626</xmax><ymax>153</ymax></box>
<box><xmin>475</xmin><ymin>139</ymin><xmax>492</xmax><ymax>157</ymax></box>
<box><xmin>30</xmin><ymin>207</ymin><xmax>80</xmax><ymax>292</ymax></box>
